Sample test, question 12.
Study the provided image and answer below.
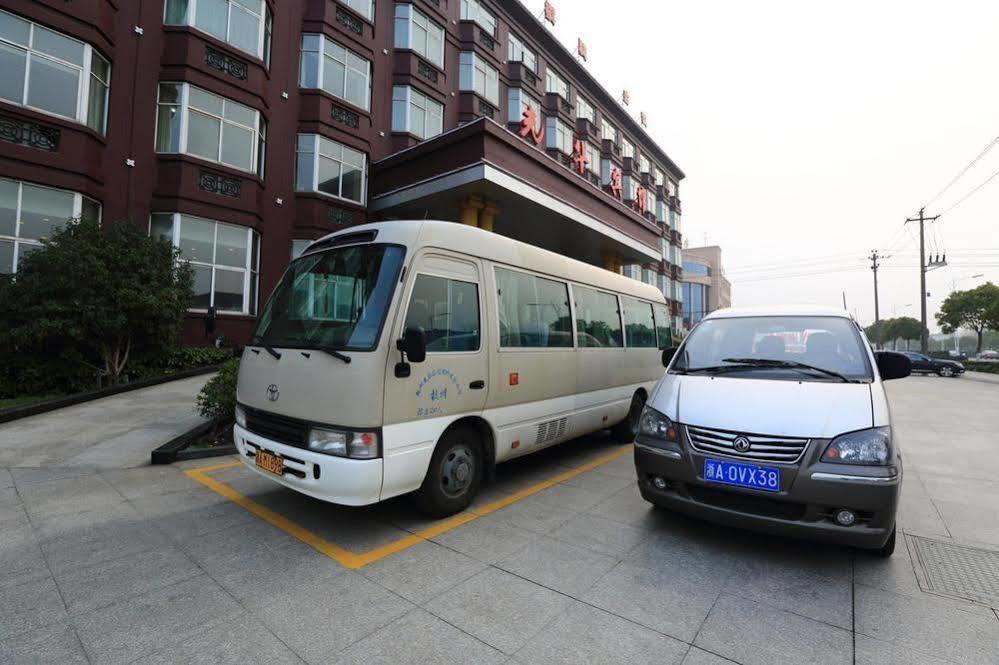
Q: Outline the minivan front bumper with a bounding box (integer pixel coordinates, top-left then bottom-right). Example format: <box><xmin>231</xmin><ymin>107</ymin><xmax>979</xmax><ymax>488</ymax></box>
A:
<box><xmin>634</xmin><ymin>440</ymin><xmax>901</xmax><ymax>550</ymax></box>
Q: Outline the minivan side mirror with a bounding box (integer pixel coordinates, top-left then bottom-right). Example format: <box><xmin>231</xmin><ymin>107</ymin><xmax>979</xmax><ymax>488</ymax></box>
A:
<box><xmin>874</xmin><ymin>351</ymin><xmax>911</xmax><ymax>381</ymax></box>
<box><xmin>661</xmin><ymin>346</ymin><xmax>679</xmax><ymax>368</ymax></box>
<box><xmin>401</xmin><ymin>326</ymin><xmax>427</xmax><ymax>364</ymax></box>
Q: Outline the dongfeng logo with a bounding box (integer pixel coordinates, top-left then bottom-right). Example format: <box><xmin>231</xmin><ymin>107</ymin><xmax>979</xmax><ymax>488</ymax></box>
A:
<box><xmin>266</xmin><ymin>384</ymin><xmax>280</xmax><ymax>402</ymax></box>
<box><xmin>733</xmin><ymin>436</ymin><xmax>751</xmax><ymax>453</ymax></box>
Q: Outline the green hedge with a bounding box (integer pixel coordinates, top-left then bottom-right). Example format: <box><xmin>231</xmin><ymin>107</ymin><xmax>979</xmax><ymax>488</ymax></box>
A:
<box><xmin>964</xmin><ymin>360</ymin><xmax>999</xmax><ymax>374</ymax></box>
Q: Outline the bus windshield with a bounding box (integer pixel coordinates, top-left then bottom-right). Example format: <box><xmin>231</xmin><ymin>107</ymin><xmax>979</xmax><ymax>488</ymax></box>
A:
<box><xmin>251</xmin><ymin>244</ymin><xmax>405</xmax><ymax>352</ymax></box>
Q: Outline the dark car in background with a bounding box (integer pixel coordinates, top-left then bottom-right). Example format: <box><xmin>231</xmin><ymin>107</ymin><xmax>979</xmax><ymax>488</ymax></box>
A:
<box><xmin>903</xmin><ymin>352</ymin><xmax>964</xmax><ymax>377</ymax></box>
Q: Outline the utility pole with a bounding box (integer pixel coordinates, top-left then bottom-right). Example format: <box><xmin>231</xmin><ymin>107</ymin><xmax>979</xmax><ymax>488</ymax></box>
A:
<box><xmin>905</xmin><ymin>208</ymin><xmax>945</xmax><ymax>354</ymax></box>
<box><xmin>868</xmin><ymin>250</ymin><xmax>884</xmax><ymax>347</ymax></box>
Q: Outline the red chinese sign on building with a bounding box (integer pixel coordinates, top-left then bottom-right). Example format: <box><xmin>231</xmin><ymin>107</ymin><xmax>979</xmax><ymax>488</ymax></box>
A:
<box><xmin>640</xmin><ymin>111</ymin><xmax>648</xmax><ymax>127</ymax></box>
<box><xmin>621</xmin><ymin>89</ymin><xmax>630</xmax><ymax>106</ymax></box>
<box><xmin>577</xmin><ymin>38</ymin><xmax>587</xmax><ymax>61</ymax></box>
<box><xmin>544</xmin><ymin>1</ymin><xmax>556</xmax><ymax>25</ymax></box>
<box><xmin>518</xmin><ymin>105</ymin><xmax>545</xmax><ymax>145</ymax></box>
<box><xmin>636</xmin><ymin>186</ymin><xmax>648</xmax><ymax>214</ymax></box>
<box><xmin>609</xmin><ymin>167</ymin><xmax>622</xmax><ymax>199</ymax></box>
<box><xmin>570</xmin><ymin>139</ymin><xmax>589</xmax><ymax>174</ymax></box>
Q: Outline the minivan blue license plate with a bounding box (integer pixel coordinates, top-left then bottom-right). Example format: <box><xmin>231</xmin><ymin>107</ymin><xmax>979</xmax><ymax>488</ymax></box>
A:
<box><xmin>703</xmin><ymin>458</ymin><xmax>780</xmax><ymax>493</ymax></box>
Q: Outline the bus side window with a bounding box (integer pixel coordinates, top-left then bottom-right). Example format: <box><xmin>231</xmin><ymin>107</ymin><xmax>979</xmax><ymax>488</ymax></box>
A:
<box><xmin>405</xmin><ymin>275</ymin><xmax>480</xmax><ymax>353</ymax></box>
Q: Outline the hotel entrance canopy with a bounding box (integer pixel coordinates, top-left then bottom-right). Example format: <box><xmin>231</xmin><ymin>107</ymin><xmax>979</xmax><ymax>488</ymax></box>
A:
<box><xmin>369</xmin><ymin>118</ymin><xmax>663</xmax><ymax>270</ymax></box>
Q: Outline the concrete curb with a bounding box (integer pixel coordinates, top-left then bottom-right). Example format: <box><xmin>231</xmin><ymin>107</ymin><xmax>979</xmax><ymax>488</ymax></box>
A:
<box><xmin>0</xmin><ymin>365</ymin><xmax>221</xmax><ymax>425</ymax></box>
<box><xmin>151</xmin><ymin>420</ymin><xmax>237</xmax><ymax>465</ymax></box>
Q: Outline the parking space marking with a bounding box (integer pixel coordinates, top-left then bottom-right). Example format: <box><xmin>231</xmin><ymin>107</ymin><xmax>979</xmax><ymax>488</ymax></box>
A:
<box><xmin>185</xmin><ymin>445</ymin><xmax>633</xmax><ymax>569</ymax></box>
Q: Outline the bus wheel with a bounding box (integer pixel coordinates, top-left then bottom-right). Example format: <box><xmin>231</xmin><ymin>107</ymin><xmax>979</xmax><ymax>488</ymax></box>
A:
<box><xmin>416</xmin><ymin>426</ymin><xmax>482</xmax><ymax>517</ymax></box>
<box><xmin>611</xmin><ymin>392</ymin><xmax>646</xmax><ymax>443</ymax></box>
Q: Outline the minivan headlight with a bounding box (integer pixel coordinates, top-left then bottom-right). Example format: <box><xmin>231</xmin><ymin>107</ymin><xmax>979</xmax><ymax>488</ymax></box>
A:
<box><xmin>308</xmin><ymin>427</ymin><xmax>380</xmax><ymax>459</ymax></box>
<box><xmin>638</xmin><ymin>406</ymin><xmax>678</xmax><ymax>442</ymax></box>
<box><xmin>235</xmin><ymin>404</ymin><xmax>247</xmax><ymax>429</ymax></box>
<box><xmin>821</xmin><ymin>427</ymin><xmax>891</xmax><ymax>465</ymax></box>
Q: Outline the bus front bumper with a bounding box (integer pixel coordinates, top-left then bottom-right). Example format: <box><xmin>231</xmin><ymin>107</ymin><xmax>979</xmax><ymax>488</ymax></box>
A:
<box><xmin>233</xmin><ymin>424</ymin><xmax>383</xmax><ymax>506</ymax></box>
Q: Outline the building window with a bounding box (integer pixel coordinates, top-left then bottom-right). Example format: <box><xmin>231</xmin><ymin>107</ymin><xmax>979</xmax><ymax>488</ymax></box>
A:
<box><xmin>667</xmin><ymin>179</ymin><xmax>678</xmax><ymax>198</ymax></box>
<box><xmin>656</xmin><ymin>196</ymin><xmax>666</xmax><ymax>223</ymax></box>
<box><xmin>392</xmin><ymin>85</ymin><xmax>443</xmax><ymax>140</ymax></box>
<box><xmin>0</xmin><ymin>10</ymin><xmax>111</xmax><ymax>133</ymax></box>
<box><xmin>622</xmin><ymin>139</ymin><xmax>634</xmax><ymax>160</ymax></box>
<box><xmin>156</xmin><ymin>83</ymin><xmax>266</xmax><ymax>176</ymax></box>
<box><xmin>459</xmin><ymin>51</ymin><xmax>498</xmax><ymax>105</ymax></box>
<box><xmin>574</xmin><ymin>285</ymin><xmax>623</xmax><ymax>348</ymax></box>
<box><xmin>623</xmin><ymin>174</ymin><xmax>637</xmax><ymax>201</ymax></box>
<box><xmin>576</xmin><ymin>96</ymin><xmax>595</xmax><ymax>124</ymax></box>
<box><xmin>601</xmin><ymin>120</ymin><xmax>617</xmax><ymax>144</ymax></box>
<box><xmin>639</xmin><ymin>154</ymin><xmax>650</xmax><ymax>174</ymax></box>
<box><xmin>654</xmin><ymin>168</ymin><xmax>663</xmax><ymax>187</ymax></box>
<box><xmin>295</xmin><ymin>134</ymin><xmax>366</xmax><ymax>204</ymax></box>
<box><xmin>546</xmin><ymin>117</ymin><xmax>572</xmax><ymax>155</ymax></box>
<box><xmin>300</xmin><ymin>34</ymin><xmax>371</xmax><ymax>111</ymax></box>
<box><xmin>670</xmin><ymin>208</ymin><xmax>681</xmax><ymax>234</ymax></box>
<box><xmin>394</xmin><ymin>4</ymin><xmax>444</xmax><ymax>68</ymax></box>
<box><xmin>586</xmin><ymin>142</ymin><xmax>600</xmax><ymax>174</ymax></box>
<box><xmin>0</xmin><ymin>177</ymin><xmax>100</xmax><ymax>274</ymax></box>
<box><xmin>495</xmin><ymin>267</ymin><xmax>572</xmax><ymax>348</ymax></box>
<box><xmin>460</xmin><ymin>0</ymin><xmax>497</xmax><ymax>35</ymax></box>
<box><xmin>507</xmin><ymin>32</ymin><xmax>536</xmax><ymax>72</ymax></box>
<box><xmin>405</xmin><ymin>274</ymin><xmax>481</xmax><ymax>352</ymax></box>
<box><xmin>339</xmin><ymin>0</ymin><xmax>374</xmax><ymax>21</ymax></box>
<box><xmin>150</xmin><ymin>213</ymin><xmax>259</xmax><ymax>314</ymax></box>
<box><xmin>508</xmin><ymin>87</ymin><xmax>542</xmax><ymax>131</ymax></box>
<box><xmin>164</xmin><ymin>0</ymin><xmax>272</xmax><ymax>62</ymax></box>
<box><xmin>545</xmin><ymin>67</ymin><xmax>569</xmax><ymax>100</ymax></box>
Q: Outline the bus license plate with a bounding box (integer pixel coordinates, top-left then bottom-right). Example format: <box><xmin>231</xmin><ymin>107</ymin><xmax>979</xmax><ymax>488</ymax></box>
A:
<box><xmin>255</xmin><ymin>450</ymin><xmax>284</xmax><ymax>476</ymax></box>
<box><xmin>703</xmin><ymin>458</ymin><xmax>780</xmax><ymax>492</ymax></box>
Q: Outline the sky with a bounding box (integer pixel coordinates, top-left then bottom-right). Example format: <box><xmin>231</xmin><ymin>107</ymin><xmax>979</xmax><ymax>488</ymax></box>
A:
<box><xmin>522</xmin><ymin>0</ymin><xmax>999</xmax><ymax>332</ymax></box>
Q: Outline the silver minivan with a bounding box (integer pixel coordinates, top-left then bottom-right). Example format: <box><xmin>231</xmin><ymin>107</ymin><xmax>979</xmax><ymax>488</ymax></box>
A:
<box><xmin>634</xmin><ymin>306</ymin><xmax>911</xmax><ymax>557</ymax></box>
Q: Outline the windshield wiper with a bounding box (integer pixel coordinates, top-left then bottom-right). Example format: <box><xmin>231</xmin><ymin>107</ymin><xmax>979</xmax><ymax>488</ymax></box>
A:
<box><xmin>721</xmin><ymin>357</ymin><xmax>858</xmax><ymax>383</ymax></box>
<box><xmin>320</xmin><ymin>348</ymin><xmax>352</xmax><ymax>364</ymax></box>
<box><xmin>260</xmin><ymin>343</ymin><xmax>281</xmax><ymax>360</ymax></box>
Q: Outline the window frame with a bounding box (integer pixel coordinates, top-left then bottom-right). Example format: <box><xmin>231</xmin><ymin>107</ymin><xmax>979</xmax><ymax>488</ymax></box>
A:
<box><xmin>0</xmin><ymin>177</ymin><xmax>101</xmax><ymax>275</ymax></box>
<box><xmin>507</xmin><ymin>32</ymin><xmax>537</xmax><ymax>72</ymax></box>
<box><xmin>576</xmin><ymin>95</ymin><xmax>595</xmax><ymax>124</ymax></box>
<box><xmin>405</xmin><ymin>272</ymin><xmax>482</xmax><ymax>354</ymax></box>
<box><xmin>494</xmin><ymin>264</ymin><xmax>574</xmax><ymax>350</ymax></box>
<box><xmin>163</xmin><ymin>0</ymin><xmax>272</xmax><ymax>62</ymax></box>
<box><xmin>149</xmin><ymin>212</ymin><xmax>260</xmax><ymax>315</ymax></box>
<box><xmin>155</xmin><ymin>82</ymin><xmax>266</xmax><ymax>176</ymax></box>
<box><xmin>300</xmin><ymin>33</ymin><xmax>372</xmax><ymax>111</ymax></box>
<box><xmin>459</xmin><ymin>51</ymin><xmax>499</xmax><ymax>105</ymax></box>
<box><xmin>393</xmin><ymin>4</ymin><xmax>445</xmax><ymax>69</ymax></box>
<box><xmin>294</xmin><ymin>133</ymin><xmax>368</xmax><ymax>205</ymax></box>
<box><xmin>621</xmin><ymin>295</ymin><xmax>659</xmax><ymax>349</ymax></box>
<box><xmin>460</xmin><ymin>0</ymin><xmax>497</xmax><ymax>36</ymax></box>
<box><xmin>571</xmin><ymin>283</ymin><xmax>625</xmax><ymax>350</ymax></box>
<box><xmin>0</xmin><ymin>9</ymin><xmax>111</xmax><ymax>133</ymax></box>
<box><xmin>545</xmin><ymin>67</ymin><xmax>570</xmax><ymax>100</ymax></box>
<box><xmin>391</xmin><ymin>85</ymin><xmax>443</xmax><ymax>140</ymax></box>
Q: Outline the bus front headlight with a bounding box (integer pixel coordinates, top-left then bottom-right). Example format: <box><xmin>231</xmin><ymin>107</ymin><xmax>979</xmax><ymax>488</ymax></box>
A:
<box><xmin>308</xmin><ymin>428</ymin><xmax>380</xmax><ymax>459</ymax></box>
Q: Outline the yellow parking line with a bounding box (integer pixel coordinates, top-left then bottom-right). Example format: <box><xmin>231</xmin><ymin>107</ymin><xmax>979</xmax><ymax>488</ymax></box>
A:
<box><xmin>185</xmin><ymin>445</ymin><xmax>632</xmax><ymax>570</ymax></box>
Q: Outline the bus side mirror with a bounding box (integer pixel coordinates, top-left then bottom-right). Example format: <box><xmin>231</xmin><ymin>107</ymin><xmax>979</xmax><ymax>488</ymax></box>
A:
<box><xmin>400</xmin><ymin>326</ymin><xmax>427</xmax><ymax>364</ymax></box>
<box><xmin>875</xmin><ymin>351</ymin><xmax>911</xmax><ymax>381</ymax></box>
<box><xmin>662</xmin><ymin>346</ymin><xmax>679</xmax><ymax>368</ymax></box>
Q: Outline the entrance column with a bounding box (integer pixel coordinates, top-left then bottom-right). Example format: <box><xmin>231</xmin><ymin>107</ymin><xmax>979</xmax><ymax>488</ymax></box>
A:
<box><xmin>458</xmin><ymin>196</ymin><xmax>484</xmax><ymax>227</ymax></box>
<box><xmin>479</xmin><ymin>202</ymin><xmax>500</xmax><ymax>232</ymax></box>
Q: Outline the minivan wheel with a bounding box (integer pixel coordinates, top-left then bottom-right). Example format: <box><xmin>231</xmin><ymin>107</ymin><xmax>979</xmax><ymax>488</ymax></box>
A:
<box><xmin>938</xmin><ymin>366</ymin><xmax>954</xmax><ymax>378</ymax></box>
<box><xmin>416</xmin><ymin>426</ymin><xmax>482</xmax><ymax>518</ymax></box>
<box><xmin>611</xmin><ymin>393</ymin><xmax>646</xmax><ymax>443</ymax></box>
<box><xmin>875</xmin><ymin>526</ymin><xmax>897</xmax><ymax>558</ymax></box>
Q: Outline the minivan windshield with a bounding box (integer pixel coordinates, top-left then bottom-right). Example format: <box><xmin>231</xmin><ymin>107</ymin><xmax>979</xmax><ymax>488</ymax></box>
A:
<box><xmin>672</xmin><ymin>316</ymin><xmax>873</xmax><ymax>382</ymax></box>
<box><xmin>251</xmin><ymin>244</ymin><xmax>405</xmax><ymax>352</ymax></box>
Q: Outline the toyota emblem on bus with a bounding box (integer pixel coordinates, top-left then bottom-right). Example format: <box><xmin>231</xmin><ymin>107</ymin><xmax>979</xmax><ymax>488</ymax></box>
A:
<box><xmin>266</xmin><ymin>384</ymin><xmax>280</xmax><ymax>402</ymax></box>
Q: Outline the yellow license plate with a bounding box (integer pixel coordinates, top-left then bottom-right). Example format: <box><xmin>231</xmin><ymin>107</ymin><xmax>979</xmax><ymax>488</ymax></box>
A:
<box><xmin>255</xmin><ymin>450</ymin><xmax>284</xmax><ymax>476</ymax></box>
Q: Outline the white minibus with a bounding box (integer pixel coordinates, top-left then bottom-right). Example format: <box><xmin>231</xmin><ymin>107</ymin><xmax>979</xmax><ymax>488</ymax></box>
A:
<box><xmin>235</xmin><ymin>220</ymin><xmax>671</xmax><ymax>516</ymax></box>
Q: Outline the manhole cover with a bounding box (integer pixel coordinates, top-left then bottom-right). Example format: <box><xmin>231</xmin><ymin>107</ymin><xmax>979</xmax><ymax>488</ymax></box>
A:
<box><xmin>910</xmin><ymin>535</ymin><xmax>999</xmax><ymax>606</ymax></box>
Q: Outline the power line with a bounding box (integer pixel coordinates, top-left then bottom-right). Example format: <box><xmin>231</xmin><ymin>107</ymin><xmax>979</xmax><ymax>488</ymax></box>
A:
<box><xmin>940</xmin><ymin>165</ymin><xmax>999</xmax><ymax>215</ymax></box>
<box><xmin>925</xmin><ymin>133</ymin><xmax>999</xmax><ymax>208</ymax></box>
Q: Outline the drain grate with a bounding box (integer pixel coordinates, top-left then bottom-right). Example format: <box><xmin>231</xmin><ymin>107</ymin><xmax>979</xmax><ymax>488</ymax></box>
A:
<box><xmin>910</xmin><ymin>535</ymin><xmax>999</xmax><ymax>606</ymax></box>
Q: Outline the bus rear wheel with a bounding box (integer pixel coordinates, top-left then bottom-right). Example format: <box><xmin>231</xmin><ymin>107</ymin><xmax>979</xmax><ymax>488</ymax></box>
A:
<box><xmin>416</xmin><ymin>426</ymin><xmax>482</xmax><ymax>517</ymax></box>
<box><xmin>611</xmin><ymin>392</ymin><xmax>646</xmax><ymax>443</ymax></box>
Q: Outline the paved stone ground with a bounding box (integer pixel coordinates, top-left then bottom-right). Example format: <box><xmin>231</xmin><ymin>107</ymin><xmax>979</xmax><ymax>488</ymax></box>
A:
<box><xmin>0</xmin><ymin>375</ymin><xmax>211</xmax><ymax>470</ymax></box>
<box><xmin>1</xmin><ymin>375</ymin><xmax>998</xmax><ymax>664</ymax></box>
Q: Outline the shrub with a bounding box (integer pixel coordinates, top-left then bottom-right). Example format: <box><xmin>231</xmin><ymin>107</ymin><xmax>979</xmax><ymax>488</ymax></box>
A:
<box><xmin>196</xmin><ymin>358</ymin><xmax>240</xmax><ymax>438</ymax></box>
<box><xmin>964</xmin><ymin>360</ymin><xmax>999</xmax><ymax>375</ymax></box>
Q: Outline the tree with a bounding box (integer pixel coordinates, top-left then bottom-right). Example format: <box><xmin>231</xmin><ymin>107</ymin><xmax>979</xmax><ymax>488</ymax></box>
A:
<box><xmin>936</xmin><ymin>282</ymin><xmax>999</xmax><ymax>354</ymax></box>
<box><xmin>0</xmin><ymin>218</ymin><xmax>193</xmax><ymax>391</ymax></box>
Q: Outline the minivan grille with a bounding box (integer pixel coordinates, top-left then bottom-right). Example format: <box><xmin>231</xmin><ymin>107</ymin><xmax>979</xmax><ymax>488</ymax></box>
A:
<box><xmin>243</xmin><ymin>406</ymin><xmax>309</xmax><ymax>448</ymax></box>
<box><xmin>686</xmin><ymin>425</ymin><xmax>809</xmax><ymax>464</ymax></box>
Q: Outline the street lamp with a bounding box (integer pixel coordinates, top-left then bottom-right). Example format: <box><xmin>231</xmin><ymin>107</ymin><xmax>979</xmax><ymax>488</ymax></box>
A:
<box><xmin>948</xmin><ymin>274</ymin><xmax>985</xmax><ymax>352</ymax></box>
